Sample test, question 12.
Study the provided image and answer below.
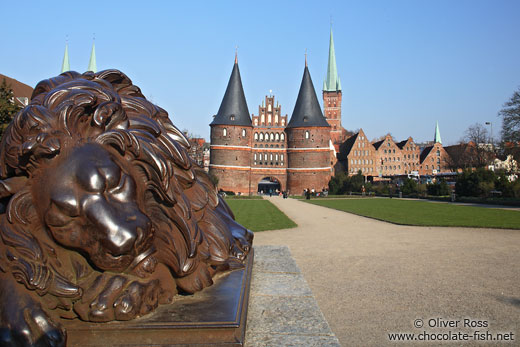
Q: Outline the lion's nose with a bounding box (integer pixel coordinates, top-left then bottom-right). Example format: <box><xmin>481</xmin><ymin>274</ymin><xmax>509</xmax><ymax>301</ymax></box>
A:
<box><xmin>103</xmin><ymin>226</ymin><xmax>138</xmax><ymax>256</ymax></box>
<box><xmin>84</xmin><ymin>196</ymin><xmax>151</xmax><ymax>256</ymax></box>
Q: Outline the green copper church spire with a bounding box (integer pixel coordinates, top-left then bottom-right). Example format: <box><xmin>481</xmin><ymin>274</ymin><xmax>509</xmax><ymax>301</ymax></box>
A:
<box><xmin>87</xmin><ymin>39</ymin><xmax>97</xmax><ymax>73</ymax></box>
<box><xmin>61</xmin><ymin>43</ymin><xmax>70</xmax><ymax>73</ymax></box>
<box><xmin>323</xmin><ymin>28</ymin><xmax>341</xmax><ymax>92</ymax></box>
<box><xmin>434</xmin><ymin>121</ymin><xmax>442</xmax><ymax>144</ymax></box>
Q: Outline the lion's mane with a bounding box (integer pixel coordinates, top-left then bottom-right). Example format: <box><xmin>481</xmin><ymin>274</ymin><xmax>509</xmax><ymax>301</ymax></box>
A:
<box><xmin>0</xmin><ymin>70</ymin><xmax>252</xmax><ymax>321</ymax></box>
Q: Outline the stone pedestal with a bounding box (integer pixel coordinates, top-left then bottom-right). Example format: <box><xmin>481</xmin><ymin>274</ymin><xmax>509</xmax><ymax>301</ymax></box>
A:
<box><xmin>64</xmin><ymin>250</ymin><xmax>254</xmax><ymax>346</ymax></box>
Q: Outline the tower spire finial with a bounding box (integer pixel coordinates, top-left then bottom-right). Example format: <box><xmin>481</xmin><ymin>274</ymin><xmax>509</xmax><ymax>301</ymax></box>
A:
<box><xmin>305</xmin><ymin>48</ymin><xmax>308</xmax><ymax>67</ymax></box>
<box><xmin>61</xmin><ymin>36</ymin><xmax>70</xmax><ymax>73</ymax></box>
<box><xmin>235</xmin><ymin>45</ymin><xmax>238</xmax><ymax>64</ymax></box>
<box><xmin>88</xmin><ymin>35</ymin><xmax>97</xmax><ymax>73</ymax></box>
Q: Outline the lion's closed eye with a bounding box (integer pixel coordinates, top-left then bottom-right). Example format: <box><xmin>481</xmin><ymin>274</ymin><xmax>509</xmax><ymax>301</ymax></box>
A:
<box><xmin>108</xmin><ymin>175</ymin><xmax>135</xmax><ymax>202</ymax></box>
<box><xmin>45</xmin><ymin>202</ymin><xmax>75</xmax><ymax>227</ymax></box>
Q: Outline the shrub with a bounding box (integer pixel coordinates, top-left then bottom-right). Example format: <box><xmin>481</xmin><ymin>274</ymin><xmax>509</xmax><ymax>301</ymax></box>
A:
<box><xmin>401</xmin><ymin>178</ymin><xmax>418</xmax><ymax>195</ymax></box>
<box><xmin>427</xmin><ymin>179</ymin><xmax>451</xmax><ymax>196</ymax></box>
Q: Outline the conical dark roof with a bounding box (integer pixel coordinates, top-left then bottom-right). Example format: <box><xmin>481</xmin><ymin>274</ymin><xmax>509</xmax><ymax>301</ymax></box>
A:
<box><xmin>210</xmin><ymin>61</ymin><xmax>252</xmax><ymax>126</ymax></box>
<box><xmin>287</xmin><ymin>65</ymin><xmax>330</xmax><ymax>128</ymax></box>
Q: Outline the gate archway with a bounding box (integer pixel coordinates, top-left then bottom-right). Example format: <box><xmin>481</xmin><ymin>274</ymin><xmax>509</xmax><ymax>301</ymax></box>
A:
<box><xmin>257</xmin><ymin>177</ymin><xmax>281</xmax><ymax>195</ymax></box>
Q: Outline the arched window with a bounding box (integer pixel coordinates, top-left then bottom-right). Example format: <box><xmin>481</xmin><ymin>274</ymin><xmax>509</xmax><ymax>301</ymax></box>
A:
<box><xmin>268</xmin><ymin>104</ymin><xmax>272</xmax><ymax>112</ymax></box>
<box><xmin>254</xmin><ymin>119</ymin><xmax>258</xmax><ymax>126</ymax></box>
<box><xmin>275</xmin><ymin>114</ymin><xmax>278</xmax><ymax>124</ymax></box>
<box><xmin>223</xmin><ymin>128</ymin><xmax>227</xmax><ymax>136</ymax></box>
<box><xmin>437</xmin><ymin>150</ymin><xmax>440</xmax><ymax>156</ymax></box>
<box><xmin>281</xmin><ymin>154</ymin><xmax>284</xmax><ymax>161</ymax></box>
<box><xmin>275</xmin><ymin>133</ymin><xmax>280</xmax><ymax>141</ymax></box>
<box><xmin>265</xmin><ymin>132</ymin><xmax>269</xmax><ymax>141</ymax></box>
<box><xmin>268</xmin><ymin>114</ymin><xmax>272</xmax><ymax>124</ymax></box>
<box><xmin>242</xmin><ymin>129</ymin><xmax>246</xmax><ymax>137</ymax></box>
<box><xmin>281</xmin><ymin>133</ymin><xmax>285</xmax><ymax>141</ymax></box>
<box><xmin>254</xmin><ymin>153</ymin><xmax>257</xmax><ymax>160</ymax></box>
<box><xmin>254</xmin><ymin>133</ymin><xmax>258</xmax><ymax>140</ymax></box>
<box><xmin>305</xmin><ymin>131</ymin><xmax>310</xmax><ymax>139</ymax></box>
<box><xmin>259</xmin><ymin>133</ymin><xmax>264</xmax><ymax>141</ymax></box>
<box><xmin>281</xmin><ymin>119</ymin><xmax>285</xmax><ymax>126</ymax></box>
<box><xmin>270</xmin><ymin>153</ymin><xmax>273</xmax><ymax>161</ymax></box>
<box><xmin>275</xmin><ymin>154</ymin><xmax>279</xmax><ymax>161</ymax></box>
<box><xmin>270</xmin><ymin>133</ymin><xmax>274</xmax><ymax>141</ymax></box>
<box><xmin>261</xmin><ymin>114</ymin><xmax>265</xmax><ymax>124</ymax></box>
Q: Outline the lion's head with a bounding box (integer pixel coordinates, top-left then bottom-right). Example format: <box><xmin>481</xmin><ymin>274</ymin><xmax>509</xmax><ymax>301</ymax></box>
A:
<box><xmin>0</xmin><ymin>70</ymin><xmax>252</xmax><ymax>323</ymax></box>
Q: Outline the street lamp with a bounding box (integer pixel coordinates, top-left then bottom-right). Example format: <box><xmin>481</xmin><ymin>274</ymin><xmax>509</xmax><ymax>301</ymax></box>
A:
<box><xmin>485</xmin><ymin>121</ymin><xmax>493</xmax><ymax>151</ymax></box>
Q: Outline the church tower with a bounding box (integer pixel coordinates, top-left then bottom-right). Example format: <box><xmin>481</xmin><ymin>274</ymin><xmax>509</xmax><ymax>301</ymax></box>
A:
<box><xmin>323</xmin><ymin>28</ymin><xmax>343</xmax><ymax>144</ymax></box>
<box><xmin>286</xmin><ymin>58</ymin><xmax>332</xmax><ymax>194</ymax></box>
<box><xmin>209</xmin><ymin>54</ymin><xmax>253</xmax><ymax>194</ymax></box>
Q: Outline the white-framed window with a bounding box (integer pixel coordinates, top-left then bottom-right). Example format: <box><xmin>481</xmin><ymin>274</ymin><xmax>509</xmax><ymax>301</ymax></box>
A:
<box><xmin>275</xmin><ymin>114</ymin><xmax>278</xmax><ymax>124</ymax></box>
<box><xmin>275</xmin><ymin>133</ymin><xmax>280</xmax><ymax>141</ymax></box>
<box><xmin>305</xmin><ymin>131</ymin><xmax>310</xmax><ymax>139</ymax></box>
<box><xmin>281</xmin><ymin>133</ymin><xmax>285</xmax><ymax>141</ymax></box>
<box><xmin>242</xmin><ymin>129</ymin><xmax>246</xmax><ymax>137</ymax></box>
<box><xmin>270</xmin><ymin>133</ymin><xmax>274</xmax><ymax>141</ymax></box>
<box><xmin>268</xmin><ymin>114</ymin><xmax>272</xmax><ymax>124</ymax></box>
<box><xmin>254</xmin><ymin>153</ymin><xmax>257</xmax><ymax>160</ymax></box>
<box><xmin>223</xmin><ymin>128</ymin><xmax>227</xmax><ymax>136</ymax></box>
<box><xmin>260</xmin><ymin>133</ymin><xmax>264</xmax><ymax>141</ymax></box>
<box><xmin>254</xmin><ymin>132</ymin><xmax>258</xmax><ymax>140</ymax></box>
<box><xmin>281</xmin><ymin>154</ymin><xmax>284</xmax><ymax>161</ymax></box>
<box><xmin>275</xmin><ymin>154</ymin><xmax>278</xmax><ymax>161</ymax></box>
<box><xmin>270</xmin><ymin>154</ymin><xmax>273</xmax><ymax>161</ymax></box>
<box><xmin>261</xmin><ymin>114</ymin><xmax>265</xmax><ymax>123</ymax></box>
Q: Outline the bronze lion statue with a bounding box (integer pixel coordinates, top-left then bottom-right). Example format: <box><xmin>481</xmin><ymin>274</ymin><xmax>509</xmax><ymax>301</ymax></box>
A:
<box><xmin>0</xmin><ymin>70</ymin><xmax>253</xmax><ymax>346</ymax></box>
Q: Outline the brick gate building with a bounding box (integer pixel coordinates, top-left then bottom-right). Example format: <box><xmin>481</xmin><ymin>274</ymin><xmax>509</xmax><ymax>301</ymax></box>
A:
<box><xmin>209</xmin><ymin>56</ymin><xmax>332</xmax><ymax>195</ymax></box>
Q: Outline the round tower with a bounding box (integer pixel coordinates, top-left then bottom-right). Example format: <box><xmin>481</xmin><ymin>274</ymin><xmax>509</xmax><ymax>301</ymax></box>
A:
<box><xmin>286</xmin><ymin>61</ymin><xmax>332</xmax><ymax>194</ymax></box>
<box><xmin>209</xmin><ymin>55</ymin><xmax>253</xmax><ymax>194</ymax></box>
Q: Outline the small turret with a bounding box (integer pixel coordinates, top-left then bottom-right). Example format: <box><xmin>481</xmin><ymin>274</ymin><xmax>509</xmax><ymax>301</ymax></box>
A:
<box><xmin>61</xmin><ymin>43</ymin><xmax>70</xmax><ymax>73</ymax></box>
<box><xmin>87</xmin><ymin>40</ymin><xmax>97</xmax><ymax>73</ymax></box>
<box><xmin>434</xmin><ymin>121</ymin><xmax>442</xmax><ymax>144</ymax></box>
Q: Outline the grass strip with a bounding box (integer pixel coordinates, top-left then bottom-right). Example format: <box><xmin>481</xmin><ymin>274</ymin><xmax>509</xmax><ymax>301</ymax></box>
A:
<box><xmin>225</xmin><ymin>199</ymin><xmax>297</xmax><ymax>232</ymax></box>
<box><xmin>307</xmin><ymin>198</ymin><xmax>520</xmax><ymax>229</ymax></box>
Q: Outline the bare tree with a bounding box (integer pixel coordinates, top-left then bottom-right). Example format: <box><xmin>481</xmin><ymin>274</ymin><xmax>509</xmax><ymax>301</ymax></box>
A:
<box><xmin>463</xmin><ymin>123</ymin><xmax>494</xmax><ymax>167</ymax></box>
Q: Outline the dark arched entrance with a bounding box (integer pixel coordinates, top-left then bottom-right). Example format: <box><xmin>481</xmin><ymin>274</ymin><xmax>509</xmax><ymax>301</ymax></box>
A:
<box><xmin>258</xmin><ymin>177</ymin><xmax>281</xmax><ymax>195</ymax></box>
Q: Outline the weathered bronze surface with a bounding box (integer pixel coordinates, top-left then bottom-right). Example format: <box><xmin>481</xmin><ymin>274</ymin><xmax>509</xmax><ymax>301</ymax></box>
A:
<box><xmin>0</xmin><ymin>70</ymin><xmax>253</xmax><ymax>346</ymax></box>
<box><xmin>64</xmin><ymin>248</ymin><xmax>253</xmax><ymax>346</ymax></box>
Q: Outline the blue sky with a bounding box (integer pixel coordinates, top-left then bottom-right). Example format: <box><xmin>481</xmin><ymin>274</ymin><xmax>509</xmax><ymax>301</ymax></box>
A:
<box><xmin>3</xmin><ymin>0</ymin><xmax>519</xmax><ymax>145</ymax></box>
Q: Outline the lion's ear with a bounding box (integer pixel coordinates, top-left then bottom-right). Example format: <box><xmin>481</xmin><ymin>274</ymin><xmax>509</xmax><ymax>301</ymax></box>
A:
<box><xmin>0</xmin><ymin>177</ymin><xmax>28</xmax><ymax>198</ymax></box>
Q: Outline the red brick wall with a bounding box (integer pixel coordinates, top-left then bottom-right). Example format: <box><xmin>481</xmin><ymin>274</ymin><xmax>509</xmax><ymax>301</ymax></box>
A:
<box><xmin>286</xmin><ymin>127</ymin><xmax>332</xmax><ymax>193</ymax></box>
<box><xmin>419</xmin><ymin>143</ymin><xmax>451</xmax><ymax>175</ymax></box>
<box><xmin>209</xmin><ymin>124</ymin><xmax>252</xmax><ymax>194</ymax></box>
<box><xmin>323</xmin><ymin>90</ymin><xmax>342</xmax><ymax>144</ymax></box>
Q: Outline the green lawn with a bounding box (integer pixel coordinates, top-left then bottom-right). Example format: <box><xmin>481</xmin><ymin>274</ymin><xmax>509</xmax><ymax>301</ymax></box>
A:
<box><xmin>307</xmin><ymin>198</ymin><xmax>520</xmax><ymax>229</ymax></box>
<box><xmin>225</xmin><ymin>199</ymin><xmax>297</xmax><ymax>231</ymax></box>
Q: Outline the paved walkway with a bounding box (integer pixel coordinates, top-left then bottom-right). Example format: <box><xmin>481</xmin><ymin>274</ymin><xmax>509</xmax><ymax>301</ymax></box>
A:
<box><xmin>253</xmin><ymin>196</ymin><xmax>520</xmax><ymax>346</ymax></box>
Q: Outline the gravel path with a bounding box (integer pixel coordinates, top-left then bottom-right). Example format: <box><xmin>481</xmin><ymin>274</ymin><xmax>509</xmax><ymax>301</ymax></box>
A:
<box><xmin>253</xmin><ymin>196</ymin><xmax>520</xmax><ymax>346</ymax></box>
